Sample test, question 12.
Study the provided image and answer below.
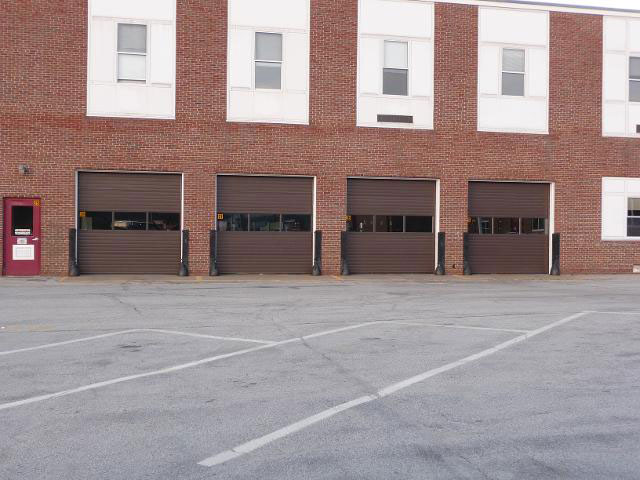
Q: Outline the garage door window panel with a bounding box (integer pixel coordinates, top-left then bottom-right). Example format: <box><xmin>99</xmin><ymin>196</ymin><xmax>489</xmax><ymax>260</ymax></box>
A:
<box><xmin>348</xmin><ymin>215</ymin><xmax>374</xmax><ymax>232</ymax></box>
<box><xmin>629</xmin><ymin>198</ymin><xmax>640</xmax><ymax>237</ymax></box>
<box><xmin>375</xmin><ymin>216</ymin><xmax>404</xmax><ymax>233</ymax></box>
<box><xmin>250</xmin><ymin>214</ymin><xmax>281</xmax><ymax>232</ymax></box>
<box><xmin>521</xmin><ymin>218</ymin><xmax>547</xmax><ymax>234</ymax></box>
<box><xmin>405</xmin><ymin>216</ymin><xmax>433</xmax><ymax>233</ymax></box>
<box><xmin>468</xmin><ymin>217</ymin><xmax>493</xmax><ymax>234</ymax></box>
<box><xmin>493</xmin><ymin>218</ymin><xmax>520</xmax><ymax>235</ymax></box>
<box><xmin>218</xmin><ymin>213</ymin><xmax>249</xmax><ymax>232</ymax></box>
<box><xmin>80</xmin><ymin>212</ymin><xmax>112</xmax><ymax>231</ymax></box>
<box><xmin>282</xmin><ymin>214</ymin><xmax>311</xmax><ymax>232</ymax></box>
<box><xmin>113</xmin><ymin>212</ymin><xmax>147</xmax><ymax>231</ymax></box>
<box><xmin>148</xmin><ymin>213</ymin><xmax>180</xmax><ymax>231</ymax></box>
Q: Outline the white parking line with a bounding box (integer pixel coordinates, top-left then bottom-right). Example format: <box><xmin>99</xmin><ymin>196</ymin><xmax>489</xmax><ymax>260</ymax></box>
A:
<box><xmin>0</xmin><ymin>321</ymin><xmax>381</xmax><ymax>412</ymax></box>
<box><xmin>589</xmin><ymin>311</ymin><xmax>640</xmax><ymax>316</ymax></box>
<box><xmin>198</xmin><ymin>311</ymin><xmax>590</xmax><ymax>468</ymax></box>
<box><xmin>384</xmin><ymin>321</ymin><xmax>531</xmax><ymax>334</ymax></box>
<box><xmin>0</xmin><ymin>329</ymin><xmax>274</xmax><ymax>357</ymax></box>
<box><xmin>0</xmin><ymin>330</ymin><xmax>140</xmax><ymax>356</ymax></box>
<box><xmin>143</xmin><ymin>329</ymin><xmax>274</xmax><ymax>345</ymax></box>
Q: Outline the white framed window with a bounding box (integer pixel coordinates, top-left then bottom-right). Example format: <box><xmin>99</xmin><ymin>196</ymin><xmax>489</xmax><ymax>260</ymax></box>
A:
<box><xmin>629</xmin><ymin>57</ymin><xmax>640</xmax><ymax>103</ymax></box>
<box><xmin>383</xmin><ymin>40</ymin><xmax>409</xmax><ymax>96</ymax></box>
<box><xmin>501</xmin><ymin>48</ymin><xmax>525</xmax><ymax>97</ymax></box>
<box><xmin>255</xmin><ymin>32</ymin><xmax>283</xmax><ymax>90</ymax></box>
<box><xmin>117</xmin><ymin>23</ymin><xmax>148</xmax><ymax>83</ymax></box>
<box><xmin>629</xmin><ymin>198</ymin><xmax>640</xmax><ymax>237</ymax></box>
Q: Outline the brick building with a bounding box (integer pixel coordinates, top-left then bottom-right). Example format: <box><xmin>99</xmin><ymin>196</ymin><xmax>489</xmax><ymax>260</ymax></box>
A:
<box><xmin>1</xmin><ymin>0</ymin><xmax>640</xmax><ymax>277</ymax></box>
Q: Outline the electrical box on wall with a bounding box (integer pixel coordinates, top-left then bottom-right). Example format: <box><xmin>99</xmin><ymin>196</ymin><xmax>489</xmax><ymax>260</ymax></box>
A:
<box><xmin>633</xmin><ymin>265</ymin><xmax>640</xmax><ymax>273</ymax></box>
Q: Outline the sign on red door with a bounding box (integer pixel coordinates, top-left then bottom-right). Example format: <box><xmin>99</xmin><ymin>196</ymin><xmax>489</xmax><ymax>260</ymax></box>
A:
<box><xmin>2</xmin><ymin>198</ymin><xmax>41</xmax><ymax>276</ymax></box>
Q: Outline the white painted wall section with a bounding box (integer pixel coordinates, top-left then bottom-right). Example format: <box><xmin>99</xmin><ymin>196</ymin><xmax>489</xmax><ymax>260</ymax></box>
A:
<box><xmin>477</xmin><ymin>7</ymin><xmax>549</xmax><ymax>134</ymax></box>
<box><xmin>602</xmin><ymin>177</ymin><xmax>640</xmax><ymax>241</ymax></box>
<box><xmin>357</xmin><ymin>0</ymin><xmax>434</xmax><ymax>130</ymax></box>
<box><xmin>87</xmin><ymin>0</ymin><xmax>176</xmax><ymax>119</ymax></box>
<box><xmin>603</xmin><ymin>17</ymin><xmax>640</xmax><ymax>138</ymax></box>
<box><xmin>227</xmin><ymin>0</ymin><xmax>310</xmax><ymax>124</ymax></box>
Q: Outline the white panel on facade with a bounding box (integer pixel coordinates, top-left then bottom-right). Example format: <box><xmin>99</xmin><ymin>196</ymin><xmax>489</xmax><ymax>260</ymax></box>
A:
<box><xmin>410</xmin><ymin>41</ymin><xmax>432</xmax><ymax>97</ymax></box>
<box><xmin>602</xmin><ymin>193</ymin><xmax>627</xmax><ymax>239</ymax></box>
<box><xmin>603</xmin><ymin>177</ymin><xmax>626</xmax><ymax>193</ymax></box>
<box><xmin>527</xmin><ymin>48</ymin><xmax>548</xmax><ymax>98</ymax></box>
<box><xmin>604</xmin><ymin>17</ymin><xmax>627</xmax><ymax>52</ymax></box>
<box><xmin>628</xmin><ymin>103</ymin><xmax>640</xmax><ymax>136</ymax></box>
<box><xmin>629</xmin><ymin>20</ymin><xmax>640</xmax><ymax>52</ymax></box>
<box><xmin>228</xmin><ymin>90</ymin><xmax>255</xmax><ymax>119</ymax></box>
<box><xmin>91</xmin><ymin>0</ymin><xmax>174</xmax><ymax>21</ymax></box>
<box><xmin>603</xmin><ymin>103</ymin><xmax>627</xmax><ymax>135</ymax></box>
<box><xmin>359</xmin><ymin>37</ymin><xmax>381</xmax><ymax>95</ymax></box>
<box><xmin>283</xmin><ymin>92</ymin><xmax>308</xmax><ymax>122</ymax></box>
<box><xmin>284</xmin><ymin>32</ymin><xmax>309</xmax><ymax>91</ymax></box>
<box><xmin>89</xmin><ymin>19</ymin><xmax>116</xmax><ymax>83</ymax></box>
<box><xmin>228</xmin><ymin>29</ymin><xmax>253</xmax><ymax>89</ymax></box>
<box><xmin>253</xmin><ymin>91</ymin><xmax>284</xmax><ymax>119</ymax></box>
<box><xmin>116</xmin><ymin>84</ymin><xmax>148</xmax><ymax>115</ymax></box>
<box><xmin>478</xmin><ymin>45</ymin><xmax>500</xmax><ymax>95</ymax></box>
<box><xmin>360</xmin><ymin>0</ymin><xmax>432</xmax><ymax>38</ymax></box>
<box><xmin>150</xmin><ymin>23</ymin><xmax>174</xmax><ymax>85</ymax></box>
<box><xmin>479</xmin><ymin>97</ymin><xmax>547</xmax><ymax>132</ymax></box>
<box><xmin>358</xmin><ymin>96</ymin><xmax>378</xmax><ymax>124</ymax></box>
<box><xmin>88</xmin><ymin>84</ymin><xmax>117</xmax><ymax>114</ymax></box>
<box><xmin>229</xmin><ymin>0</ymin><xmax>308</xmax><ymax>30</ymax></box>
<box><xmin>604</xmin><ymin>53</ymin><xmax>628</xmax><ymax>102</ymax></box>
<box><xmin>480</xmin><ymin>8</ymin><xmax>548</xmax><ymax>46</ymax></box>
<box><xmin>627</xmin><ymin>179</ymin><xmax>640</xmax><ymax>195</ymax></box>
<box><xmin>148</xmin><ymin>87</ymin><xmax>174</xmax><ymax>117</ymax></box>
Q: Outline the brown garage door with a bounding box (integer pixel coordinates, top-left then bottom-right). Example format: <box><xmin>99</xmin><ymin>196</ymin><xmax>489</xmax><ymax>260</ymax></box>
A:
<box><xmin>216</xmin><ymin>175</ymin><xmax>313</xmax><ymax>274</ymax></box>
<box><xmin>346</xmin><ymin>179</ymin><xmax>436</xmax><ymax>274</ymax></box>
<box><xmin>77</xmin><ymin>172</ymin><xmax>182</xmax><ymax>274</ymax></box>
<box><xmin>468</xmin><ymin>182</ymin><xmax>549</xmax><ymax>274</ymax></box>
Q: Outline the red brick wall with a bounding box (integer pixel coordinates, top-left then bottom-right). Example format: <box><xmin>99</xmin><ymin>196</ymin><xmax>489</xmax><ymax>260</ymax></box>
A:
<box><xmin>1</xmin><ymin>1</ymin><xmax>640</xmax><ymax>276</ymax></box>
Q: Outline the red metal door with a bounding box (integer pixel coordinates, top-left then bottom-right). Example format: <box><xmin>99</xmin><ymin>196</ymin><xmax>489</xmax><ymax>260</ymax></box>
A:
<box><xmin>2</xmin><ymin>198</ymin><xmax>41</xmax><ymax>276</ymax></box>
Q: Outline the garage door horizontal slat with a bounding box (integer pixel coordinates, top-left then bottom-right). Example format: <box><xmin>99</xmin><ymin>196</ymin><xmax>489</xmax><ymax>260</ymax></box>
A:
<box><xmin>218</xmin><ymin>232</ymin><xmax>312</xmax><ymax>274</ymax></box>
<box><xmin>346</xmin><ymin>233</ymin><xmax>435</xmax><ymax>274</ymax></box>
<box><xmin>347</xmin><ymin>179</ymin><xmax>435</xmax><ymax>215</ymax></box>
<box><xmin>217</xmin><ymin>176</ymin><xmax>313</xmax><ymax>214</ymax></box>
<box><xmin>78</xmin><ymin>173</ymin><xmax>181</xmax><ymax>212</ymax></box>
<box><xmin>468</xmin><ymin>235</ymin><xmax>549</xmax><ymax>274</ymax></box>
<box><xmin>78</xmin><ymin>231</ymin><xmax>181</xmax><ymax>275</ymax></box>
<box><xmin>468</xmin><ymin>182</ymin><xmax>549</xmax><ymax>218</ymax></box>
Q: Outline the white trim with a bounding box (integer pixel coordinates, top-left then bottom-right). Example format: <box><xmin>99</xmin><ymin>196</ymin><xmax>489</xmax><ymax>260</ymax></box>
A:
<box><xmin>549</xmin><ymin>181</ymin><xmax>555</xmax><ymax>273</ymax></box>
<box><xmin>434</xmin><ymin>178</ymin><xmax>441</xmax><ymax>271</ymax></box>
<box><xmin>312</xmin><ymin>176</ymin><xmax>318</xmax><ymax>266</ymax></box>
<box><xmin>432</xmin><ymin>0</ymin><xmax>640</xmax><ymax>17</ymax></box>
<box><xmin>180</xmin><ymin>173</ymin><xmax>185</xmax><ymax>261</ymax></box>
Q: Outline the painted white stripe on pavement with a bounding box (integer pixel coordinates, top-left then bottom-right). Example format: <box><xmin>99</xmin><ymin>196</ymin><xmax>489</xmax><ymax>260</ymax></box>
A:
<box><xmin>198</xmin><ymin>311</ymin><xmax>590</xmax><ymax>468</ymax></box>
<box><xmin>0</xmin><ymin>321</ymin><xmax>381</xmax><ymax>411</ymax></box>
<box><xmin>0</xmin><ymin>330</ymin><xmax>140</xmax><ymax>356</ymax></box>
<box><xmin>143</xmin><ymin>329</ymin><xmax>274</xmax><ymax>345</ymax></box>
<box><xmin>384</xmin><ymin>321</ymin><xmax>531</xmax><ymax>334</ymax></box>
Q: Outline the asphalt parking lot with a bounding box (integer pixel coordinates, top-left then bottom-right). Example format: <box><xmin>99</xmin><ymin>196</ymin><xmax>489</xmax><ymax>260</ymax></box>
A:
<box><xmin>1</xmin><ymin>274</ymin><xmax>639</xmax><ymax>480</ymax></box>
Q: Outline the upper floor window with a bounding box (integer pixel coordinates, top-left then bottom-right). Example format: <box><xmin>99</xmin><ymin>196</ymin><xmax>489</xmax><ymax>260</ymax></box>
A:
<box><xmin>383</xmin><ymin>41</ymin><xmax>409</xmax><ymax>96</ymax></box>
<box><xmin>629</xmin><ymin>57</ymin><xmax>640</xmax><ymax>102</ymax></box>
<box><xmin>629</xmin><ymin>198</ymin><xmax>640</xmax><ymax>237</ymax></box>
<box><xmin>255</xmin><ymin>32</ymin><xmax>283</xmax><ymax>90</ymax></box>
<box><xmin>117</xmin><ymin>24</ymin><xmax>147</xmax><ymax>83</ymax></box>
<box><xmin>502</xmin><ymin>48</ymin><xmax>525</xmax><ymax>97</ymax></box>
